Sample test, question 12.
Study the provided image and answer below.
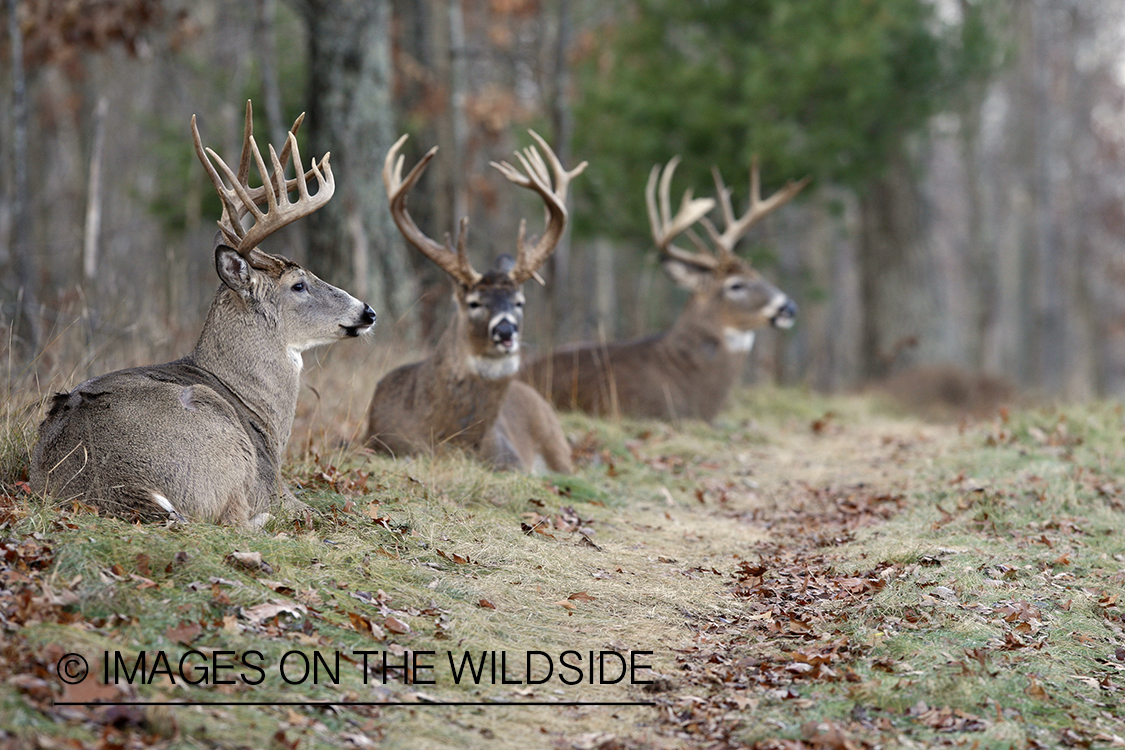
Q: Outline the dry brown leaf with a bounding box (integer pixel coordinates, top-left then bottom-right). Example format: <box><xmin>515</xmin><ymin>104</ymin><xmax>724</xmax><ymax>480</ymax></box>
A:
<box><xmin>384</xmin><ymin>616</ymin><xmax>411</xmax><ymax>635</ymax></box>
<box><xmin>1026</xmin><ymin>677</ymin><xmax>1049</xmax><ymax>699</ymax></box>
<box><xmin>568</xmin><ymin>591</ymin><xmax>596</xmax><ymax>602</ymax></box>
<box><xmin>165</xmin><ymin>621</ymin><xmax>201</xmax><ymax>645</ymax></box>
<box><xmin>60</xmin><ymin>676</ymin><xmax>123</xmax><ymax>705</ymax></box>
<box><xmin>225</xmin><ymin>550</ymin><xmax>274</xmax><ymax>574</ymax></box>
<box><xmin>479</xmin><ymin>599</ymin><xmax>496</xmax><ymax>610</ymax></box>
<box><xmin>240</xmin><ymin>600</ymin><xmax>307</xmax><ymax>624</ymax></box>
<box><xmin>348</xmin><ymin>612</ymin><xmax>387</xmax><ymax>641</ymax></box>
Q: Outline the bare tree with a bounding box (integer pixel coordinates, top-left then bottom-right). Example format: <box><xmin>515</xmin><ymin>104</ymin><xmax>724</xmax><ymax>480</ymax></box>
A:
<box><xmin>6</xmin><ymin>0</ymin><xmax>42</xmax><ymax>353</ymax></box>
<box><xmin>290</xmin><ymin>0</ymin><xmax>417</xmax><ymax>338</ymax></box>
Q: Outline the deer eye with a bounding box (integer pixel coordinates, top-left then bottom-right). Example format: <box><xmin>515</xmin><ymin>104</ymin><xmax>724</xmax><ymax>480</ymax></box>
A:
<box><xmin>291</xmin><ymin>281</ymin><xmax>307</xmax><ymax>293</ymax></box>
<box><xmin>467</xmin><ymin>300</ymin><xmax>483</xmax><ymax>310</ymax></box>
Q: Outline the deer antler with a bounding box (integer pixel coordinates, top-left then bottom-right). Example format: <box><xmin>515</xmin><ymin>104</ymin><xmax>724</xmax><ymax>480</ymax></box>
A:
<box><xmin>192</xmin><ymin>100</ymin><xmax>334</xmax><ymax>257</ymax></box>
<box><xmin>490</xmin><ymin>130</ymin><xmax>587</xmax><ymax>285</ymax></box>
<box><xmin>383</xmin><ymin>134</ymin><xmax>481</xmax><ymax>287</ymax></box>
<box><xmin>700</xmin><ymin>157</ymin><xmax>810</xmax><ymax>260</ymax></box>
<box><xmin>644</xmin><ymin>157</ymin><xmax>717</xmax><ymax>268</ymax></box>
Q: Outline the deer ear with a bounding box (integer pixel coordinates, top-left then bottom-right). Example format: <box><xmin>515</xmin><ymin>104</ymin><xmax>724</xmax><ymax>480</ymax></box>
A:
<box><xmin>661</xmin><ymin>257</ymin><xmax>710</xmax><ymax>292</ymax></box>
<box><xmin>215</xmin><ymin>245</ymin><xmax>253</xmax><ymax>293</ymax></box>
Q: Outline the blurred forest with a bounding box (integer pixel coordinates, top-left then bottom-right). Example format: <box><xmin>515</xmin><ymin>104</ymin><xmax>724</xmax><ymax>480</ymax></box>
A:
<box><xmin>4</xmin><ymin>0</ymin><xmax>1125</xmax><ymax>402</ymax></box>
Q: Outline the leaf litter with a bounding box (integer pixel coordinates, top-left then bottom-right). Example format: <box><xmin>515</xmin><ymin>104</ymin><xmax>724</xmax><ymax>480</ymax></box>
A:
<box><xmin>6</xmin><ymin>395</ymin><xmax>1125</xmax><ymax>748</ymax></box>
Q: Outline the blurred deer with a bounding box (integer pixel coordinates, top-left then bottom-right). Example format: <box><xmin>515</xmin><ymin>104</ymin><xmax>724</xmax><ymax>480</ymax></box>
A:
<box><xmin>522</xmin><ymin>157</ymin><xmax>807</xmax><ymax>422</ymax></box>
<box><xmin>365</xmin><ymin>132</ymin><xmax>583</xmax><ymax>473</ymax></box>
<box><xmin>31</xmin><ymin>102</ymin><xmax>376</xmax><ymax>526</ymax></box>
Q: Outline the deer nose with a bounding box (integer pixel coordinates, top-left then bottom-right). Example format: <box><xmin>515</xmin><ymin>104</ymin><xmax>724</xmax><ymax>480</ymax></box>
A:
<box><xmin>360</xmin><ymin>304</ymin><xmax>376</xmax><ymax>326</ymax></box>
<box><xmin>771</xmin><ymin>299</ymin><xmax>797</xmax><ymax>328</ymax></box>
<box><xmin>492</xmin><ymin>319</ymin><xmax>518</xmax><ymax>344</ymax></box>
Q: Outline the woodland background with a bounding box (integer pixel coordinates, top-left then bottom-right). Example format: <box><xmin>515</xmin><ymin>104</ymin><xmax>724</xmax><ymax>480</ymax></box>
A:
<box><xmin>3</xmin><ymin>0</ymin><xmax>1125</xmax><ymax>402</ymax></box>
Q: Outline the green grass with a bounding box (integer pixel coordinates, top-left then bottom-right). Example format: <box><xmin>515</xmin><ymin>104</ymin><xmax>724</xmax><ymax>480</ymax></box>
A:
<box><xmin>4</xmin><ymin>387</ymin><xmax>1125</xmax><ymax>748</ymax></box>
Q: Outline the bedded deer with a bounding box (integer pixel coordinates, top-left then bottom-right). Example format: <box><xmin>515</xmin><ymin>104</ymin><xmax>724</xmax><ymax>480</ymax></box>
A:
<box><xmin>30</xmin><ymin>102</ymin><xmax>376</xmax><ymax>526</ymax></box>
<box><xmin>364</xmin><ymin>132</ymin><xmax>583</xmax><ymax>473</ymax></box>
<box><xmin>521</xmin><ymin>157</ymin><xmax>808</xmax><ymax>422</ymax></box>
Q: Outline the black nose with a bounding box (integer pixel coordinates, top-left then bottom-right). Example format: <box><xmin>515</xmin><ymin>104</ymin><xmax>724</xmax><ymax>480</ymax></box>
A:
<box><xmin>360</xmin><ymin>304</ymin><xmax>376</xmax><ymax>326</ymax></box>
<box><xmin>492</xmin><ymin>319</ymin><xmax>517</xmax><ymax>343</ymax></box>
<box><xmin>777</xmin><ymin>299</ymin><xmax>797</xmax><ymax>319</ymax></box>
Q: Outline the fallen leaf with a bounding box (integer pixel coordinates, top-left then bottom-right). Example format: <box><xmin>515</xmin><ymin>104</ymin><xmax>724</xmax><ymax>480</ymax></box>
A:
<box><xmin>60</xmin><ymin>677</ymin><xmax>123</xmax><ymax>705</ymax></box>
<box><xmin>384</xmin><ymin>616</ymin><xmax>411</xmax><ymax>635</ymax></box>
<box><xmin>165</xmin><ymin>621</ymin><xmax>202</xmax><ymax>645</ymax></box>
<box><xmin>1025</xmin><ymin>677</ymin><xmax>1049</xmax><ymax>700</ymax></box>
<box><xmin>479</xmin><ymin>599</ymin><xmax>496</xmax><ymax>610</ymax></box>
<box><xmin>240</xmin><ymin>600</ymin><xmax>307</xmax><ymax>624</ymax></box>
<box><xmin>225</xmin><ymin>551</ymin><xmax>274</xmax><ymax>574</ymax></box>
<box><xmin>568</xmin><ymin>591</ymin><xmax>596</xmax><ymax>602</ymax></box>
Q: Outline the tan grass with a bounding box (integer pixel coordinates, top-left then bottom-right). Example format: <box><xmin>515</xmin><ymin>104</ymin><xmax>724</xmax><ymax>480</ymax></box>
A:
<box><xmin>7</xmin><ymin>322</ymin><xmax>1125</xmax><ymax>748</ymax></box>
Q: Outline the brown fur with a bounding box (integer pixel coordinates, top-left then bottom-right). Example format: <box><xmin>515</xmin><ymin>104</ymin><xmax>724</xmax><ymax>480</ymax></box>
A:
<box><xmin>522</xmin><ymin>257</ymin><xmax>794</xmax><ymax>423</ymax></box>
<box><xmin>366</xmin><ymin>267</ymin><xmax>571</xmax><ymax>473</ymax></box>
<box><xmin>365</xmin><ymin>133</ymin><xmax>578</xmax><ymax>473</ymax></box>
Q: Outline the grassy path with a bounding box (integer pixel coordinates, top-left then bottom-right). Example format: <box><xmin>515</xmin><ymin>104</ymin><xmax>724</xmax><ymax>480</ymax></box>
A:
<box><xmin>2</xmin><ymin>390</ymin><xmax>1125</xmax><ymax>749</ymax></box>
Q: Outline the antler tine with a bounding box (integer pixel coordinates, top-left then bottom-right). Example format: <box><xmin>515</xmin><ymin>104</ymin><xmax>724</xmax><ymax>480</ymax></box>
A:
<box><xmin>237</xmin><ymin>132</ymin><xmax>334</xmax><ymax>253</ymax></box>
<box><xmin>644</xmin><ymin>157</ymin><xmax>717</xmax><ymax>269</ymax></box>
<box><xmin>383</xmin><ymin>134</ymin><xmax>480</xmax><ymax>286</ymax></box>
<box><xmin>193</xmin><ymin>102</ymin><xmax>334</xmax><ymax>256</ymax></box>
<box><xmin>231</xmin><ymin>101</ymin><xmax>303</xmax><ymax>191</ymax></box>
<box><xmin>192</xmin><ymin>114</ymin><xmax>246</xmax><ymax>248</ymax></box>
<box><xmin>711</xmin><ymin>156</ymin><xmax>810</xmax><ymax>254</ymax></box>
<box><xmin>489</xmin><ymin>130</ymin><xmax>587</xmax><ymax>285</ymax></box>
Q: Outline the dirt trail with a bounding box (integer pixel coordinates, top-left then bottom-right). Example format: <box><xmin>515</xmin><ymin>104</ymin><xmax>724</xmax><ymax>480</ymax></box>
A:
<box><xmin>500</xmin><ymin>412</ymin><xmax>963</xmax><ymax>749</ymax></box>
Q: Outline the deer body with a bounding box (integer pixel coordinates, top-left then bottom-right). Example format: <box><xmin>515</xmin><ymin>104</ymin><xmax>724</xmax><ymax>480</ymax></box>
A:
<box><xmin>365</xmin><ymin>133</ymin><xmax>580</xmax><ymax>473</ymax></box>
<box><xmin>523</xmin><ymin>158</ymin><xmax>805</xmax><ymax>423</ymax></box>
<box><xmin>30</xmin><ymin>103</ymin><xmax>376</xmax><ymax>525</ymax></box>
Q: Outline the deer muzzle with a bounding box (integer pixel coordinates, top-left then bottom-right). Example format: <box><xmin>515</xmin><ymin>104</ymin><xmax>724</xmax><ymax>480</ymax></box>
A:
<box><xmin>770</xmin><ymin>298</ymin><xmax>797</xmax><ymax>329</ymax></box>
<box><xmin>344</xmin><ymin>304</ymin><xmax>377</xmax><ymax>337</ymax></box>
<box><xmin>490</xmin><ymin>315</ymin><xmax>519</xmax><ymax>353</ymax></box>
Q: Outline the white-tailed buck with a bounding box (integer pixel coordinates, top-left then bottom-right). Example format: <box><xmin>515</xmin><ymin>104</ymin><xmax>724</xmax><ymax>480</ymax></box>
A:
<box><xmin>31</xmin><ymin>102</ymin><xmax>376</xmax><ymax>526</ymax></box>
<box><xmin>522</xmin><ymin>157</ymin><xmax>808</xmax><ymax>422</ymax></box>
<box><xmin>365</xmin><ymin>132</ymin><xmax>583</xmax><ymax>473</ymax></box>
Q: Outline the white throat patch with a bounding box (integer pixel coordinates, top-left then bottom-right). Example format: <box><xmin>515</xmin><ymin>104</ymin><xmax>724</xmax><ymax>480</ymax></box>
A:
<box><xmin>723</xmin><ymin>328</ymin><xmax>756</xmax><ymax>353</ymax></box>
<box><xmin>468</xmin><ymin>353</ymin><xmax>520</xmax><ymax>380</ymax></box>
<box><xmin>287</xmin><ymin>346</ymin><xmax>305</xmax><ymax>373</ymax></box>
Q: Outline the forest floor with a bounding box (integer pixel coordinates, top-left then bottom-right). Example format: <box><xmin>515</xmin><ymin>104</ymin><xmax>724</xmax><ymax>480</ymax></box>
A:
<box><xmin>2</xmin><ymin>377</ymin><xmax>1125</xmax><ymax>749</ymax></box>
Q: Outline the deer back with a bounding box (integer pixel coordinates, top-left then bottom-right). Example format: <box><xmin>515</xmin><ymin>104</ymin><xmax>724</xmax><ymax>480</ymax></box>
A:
<box><xmin>30</xmin><ymin>102</ymin><xmax>376</xmax><ymax>526</ymax></box>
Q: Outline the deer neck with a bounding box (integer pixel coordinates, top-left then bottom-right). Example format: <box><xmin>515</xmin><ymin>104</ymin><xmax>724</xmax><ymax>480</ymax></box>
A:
<box><xmin>423</xmin><ymin>315</ymin><xmax>512</xmax><ymax>445</ymax></box>
<box><xmin>189</xmin><ymin>287</ymin><xmax>301</xmax><ymax>451</ymax></box>
<box><xmin>661</xmin><ymin>296</ymin><xmax>746</xmax><ymax>370</ymax></box>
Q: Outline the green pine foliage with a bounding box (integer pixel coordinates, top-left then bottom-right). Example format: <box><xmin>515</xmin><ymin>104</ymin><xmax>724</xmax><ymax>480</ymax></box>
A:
<box><xmin>572</xmin><ymin>0</ymin><xmax>998</xmax><ymax>240</ymax></box>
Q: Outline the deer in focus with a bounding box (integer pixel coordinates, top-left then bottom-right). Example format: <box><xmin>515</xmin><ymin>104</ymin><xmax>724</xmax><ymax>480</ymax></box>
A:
<box><xmin>521</xmin><ymin>157</ymin><xmax>808</xmax><ymax>422</ymax></box>
<box><xmin>31</xmin><ymin>101</ymin><xmax>376</xmax><ymax>526</ymax></box>
<box><xmin>365</xmin><ymin>132</ymin><xmax>584</xmax><ymax>473</ymax></box>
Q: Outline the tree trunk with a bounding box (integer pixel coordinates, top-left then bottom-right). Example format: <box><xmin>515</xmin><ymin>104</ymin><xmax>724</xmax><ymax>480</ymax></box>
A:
<box><xmin>545</xmin><ymin>0</ymin><xmax>574</xmax><ymax>342</ymax></box>
<box><xmin>6</xmin><ymin>0</ymin><xmax>41</xmax><ymax>355</ymax></box>
<box><xmin>83</xmin><ymin>97</ymin><xmax>108</xmax><ymax>282</ymax></box>
<box><xmin>296</xmin><ymin>0</ymin><xmax>417</xmax><ymax>338</ymax></box>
